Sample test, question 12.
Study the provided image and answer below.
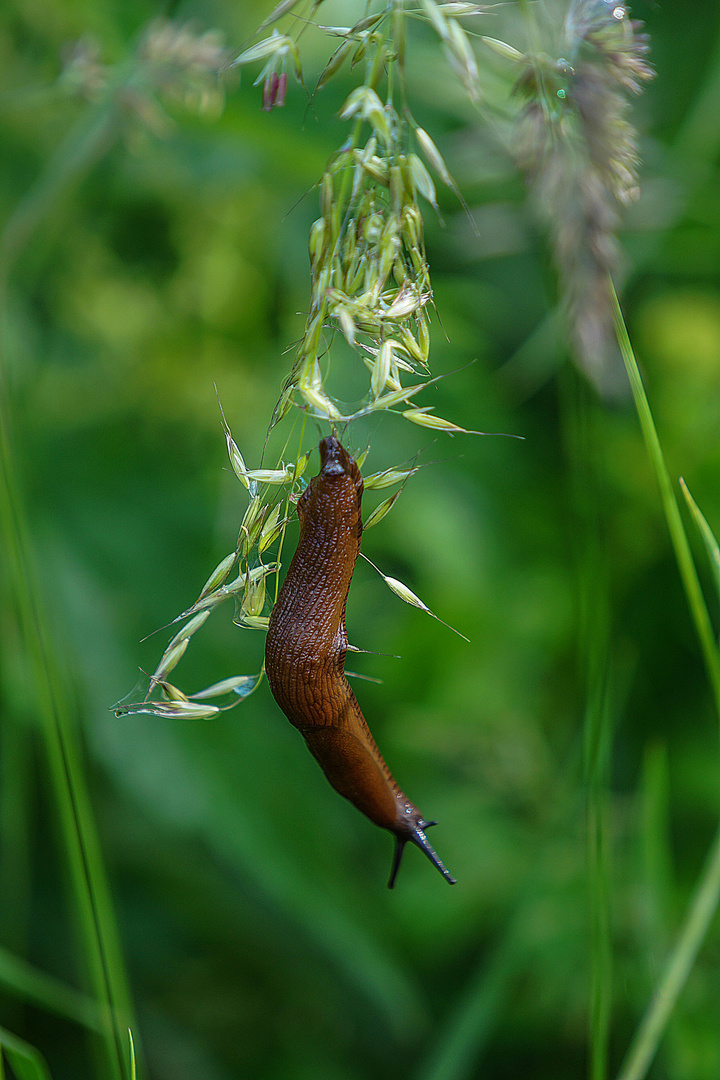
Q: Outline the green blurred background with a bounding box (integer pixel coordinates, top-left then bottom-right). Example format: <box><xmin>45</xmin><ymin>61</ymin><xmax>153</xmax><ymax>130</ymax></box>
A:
<box><xmin>2</xmin><ymin>1</ymin><xmax>720</xmax><ymax>1078</ymax></box>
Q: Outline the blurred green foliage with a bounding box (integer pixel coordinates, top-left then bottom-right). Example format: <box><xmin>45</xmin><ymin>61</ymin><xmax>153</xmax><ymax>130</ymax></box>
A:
<box><xmin>2</xmin><ymin>1</ymin><xmax>720</xmax><ymax>1079</ymax></box>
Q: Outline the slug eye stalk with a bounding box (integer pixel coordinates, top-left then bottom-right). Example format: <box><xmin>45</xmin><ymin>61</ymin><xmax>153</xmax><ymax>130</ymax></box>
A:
<box><xmin>389</xmin><ymin>821</ymin><xmax>457</xmax><ymax>889</ymax></box>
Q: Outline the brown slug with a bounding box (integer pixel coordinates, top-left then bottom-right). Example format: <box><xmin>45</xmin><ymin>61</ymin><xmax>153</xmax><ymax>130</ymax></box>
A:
<box><xmin>265</xmin><ymin>436</ymin><xmax>456</xmax><ymax>888</ymax></box>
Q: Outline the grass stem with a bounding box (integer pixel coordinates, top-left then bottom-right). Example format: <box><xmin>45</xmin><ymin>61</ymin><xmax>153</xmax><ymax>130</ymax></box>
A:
<box><xmin>610</xmin><ymin>281</ymin><xmax>720</xmax><ymax>727</ymax></box>
<box><xmin>612</xmin><ymin>279</ymin><xmax>720</xmax><ymax>1080</ymax></box>
<box><xmin>0</xmin><ymin>400</ymin><xmax>133</xmax><ymax>1079</ymax></box>
<box><xmin>616</xmin><ymin>817</ymin><xmax>720</xmax><ymax>1080</ymax></box>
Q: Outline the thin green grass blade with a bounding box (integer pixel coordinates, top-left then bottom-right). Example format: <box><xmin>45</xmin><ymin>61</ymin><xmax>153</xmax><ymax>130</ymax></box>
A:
<box><xmin>612</xmin><ymin>281</ymin><xmax>720</xmax><ymax>1080</ymax></box>
<box><xmin>128</xmin><ymin>1031</ymin><xmax>136</xmax><ymax>1080</ymax></box>
<box><xmin>610</xmin><ymin>281</ymin><xmax>720</xmax><ymax>728</ymax></box>
<box><xmin>586</xmin><ymin>720</ymin><xmax>613</xmax><ymax>1080</ymax></box>
<box><xmin>0</xmin><ymin>83</ymin><xmax>136</xmax><ymax>1078</ymax></box>
<box><xmin>0</xmin><ymin>690</ymin><xmax>32</xmax><ymax>959</ymax></box>
<box><xmin>584</xmin><ymin>644</ymin><xmax>613</xmax><ymax>1080</ymax></box>
<box><xmin>0</xmin><ymin>404</ymin><xmax>133</xmax><ymax>1080</ymax></box>
<box><xmin>565</xmin><ymin>371</ymin><xmax>614</xmax><ymax>1080</ymax></box>
<box><xmin>616</xmin><ymin>817</ymin><xmax>720</xmax><ymax>1080</ymax></box>
<box><xmin>0</xmin><ymin>1027</ymin><xmax>53</xmax><ymax>1080</ymax></box>
<box><xmin>0</xmin><ymin>946</ymin><xmax>102</xmax><ymax>1032</ymax></box>
<box><xmin>639</xmin><ymin>744</ymin><xmax>673</xmax><ymax>957</ymax></box>
<box><xmin>679</xmin><ymin>478</ymin><xmax>720</xmax><ymax>613</ymax></box>
<box><xmin>0</xmin><ymin>82</ymin><xmax>138</xmax><ymax>1071</ymax></box>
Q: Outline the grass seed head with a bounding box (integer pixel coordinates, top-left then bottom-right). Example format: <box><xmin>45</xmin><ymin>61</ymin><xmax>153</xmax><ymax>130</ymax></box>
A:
<box><xmin>189</xmin><ymin>674</ymin><xmax>263</xmax><ymax>701</ymax></box>
<box><xmin>364</xmin><ymin>490</ymin><xmax>403</xmax><ymax>530</ymax></box>
<box><xmin>198</xmin><ymin>552</ymin><xmax>237</xmax><ymax>600</ymax></box>
<box><xmin>515</xmin><ymin>0</ymin><xmax>654</xmax><ymax>395</ymax></box>
<box><xmin>258</xmin><ymin>503</ymin><xmax>285</xmax><ymax>554</ymax></box>
<box><xmin>153</xmin><ymin>701</ymin><xmax>221</xmax><ymax>720</ymax></box>
<box><xmin>151</xmin><ymin>637</ymin><xmax>190</xmax><ymax>686</ymax></box>
<box><xmin>299</xmin><ymin>386</ymin><xmax>343</xmax><ymax>420</ymax></box>
<box><xmin>166</xmin><ymin>610</ymin><xmax>211</xmax><ymax>651</ymax></box>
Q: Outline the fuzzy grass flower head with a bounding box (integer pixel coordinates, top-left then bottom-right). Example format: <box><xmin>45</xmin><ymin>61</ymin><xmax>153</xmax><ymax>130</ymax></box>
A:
<box><xmin>59</xmin><ymin>18</ymin><xmax>230</xmax><ymax>130</ymax></box>
<box><xmin>137</xmin><ymin>19</ymin><xmax>229</xmax><ymax>118</ymax></box>
<box><xmin>515</xmin><ymin>0</ymin><xmax>654</xmax><ymax>395</ymax></box>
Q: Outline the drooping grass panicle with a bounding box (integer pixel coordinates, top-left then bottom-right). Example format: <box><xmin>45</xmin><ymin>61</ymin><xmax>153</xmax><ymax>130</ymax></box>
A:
<box><xmin>514</xmin><ymin>1</ymin><xmax>654</xmax><ymax>395</ymax></box>
<box><xmin>563</xmin><ymin>4</ymin><xmax>653</xmax><ymax>207</ymax></box>
<box><xmin>235</xmin><ymin>3</ymin><xmax>491</xmax><ymax>435</ymax></box>
<box><xmin>113</xmin><ymin>405</ymin><xmax>302</xmax><ymax>721</ymax></box>
<box><xmin>117</xmin><ymin>3</ymin><xmax>501</xmax><ymax>721</ymax></box>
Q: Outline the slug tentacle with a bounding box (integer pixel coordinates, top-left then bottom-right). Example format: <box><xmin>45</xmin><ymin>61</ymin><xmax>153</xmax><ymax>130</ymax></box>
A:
<box><xmin>389</xmin><ymin>821</ymin><xmax>456</xmax><ymax>890</ymax></box>
<box><xmin>265</xmin><ymin>436</ymin><xmax>455</xmax><ymax>888</ymax></box>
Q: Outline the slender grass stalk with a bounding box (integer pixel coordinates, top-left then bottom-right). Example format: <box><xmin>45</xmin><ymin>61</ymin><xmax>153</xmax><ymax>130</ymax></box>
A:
<box><xmin>0</xmin><ymin>40</ymin><xmax>216</xmax><ymax>1077</ymax></box>
<box><xmin>562</xmin><ymin>371</ymin><xmax>614</xmax><ymax>1080</ymax></box>
<box><xmin>610</xmin><ymin>281</ymin><xmax>720</xmax><ymax>726</ymax></box>
<box><xmin>0</xmin><ymin>694</ymin><xmax>32</xmax><ymax>961</ymax></box>
<box><xmin>639</xmin><ymin>744</ymin><xmax>672</xmax><ymax>960</ymax></box>
<box><xmin>679</xmin><ymin>479</ymin><xmax>720</xmax><ymax>612</ymax></box>
<box><xmin>0</xmin><ymin>402</ymin><xmax>133</xmax><ymax>1079</ymax></box>
<box><xmin>581</xmin><ymin>558</ymin><xmax>613</xmax><ymax>1080</ymax></box>
<box><xmin>611</xmin><ymin>281</ymin><xmax>720</xmax><ymax>1079</ymax></box>
<box><xmin>586</xmin><ymin>679</ymin><xmax>613</xmax><ymax>1080</ymax></box>
<box><xmin>616</xmin><ymin>817</ymin><xmax>720</xmax><ymax>1080</ymax></box>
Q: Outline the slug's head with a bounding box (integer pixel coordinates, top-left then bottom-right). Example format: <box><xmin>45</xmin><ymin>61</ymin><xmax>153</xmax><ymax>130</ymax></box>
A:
<box><xmin>388</xmin><ymin>818</ymin><xmax>457</xmax><ymax>889</ymax></box>
<box><xmin>297</xmin><ymin>436</ymin><xmax>363</xmax><ymax>535</ymax></box>
<box><xmin>319</xmin><ymin>436</ymin><xmax>363</xmax><ymax>495</ymax></box>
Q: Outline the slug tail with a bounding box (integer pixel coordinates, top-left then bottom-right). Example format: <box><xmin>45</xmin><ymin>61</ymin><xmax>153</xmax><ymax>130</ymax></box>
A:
<box><xmin>387</xmin><ymin>821</ymin><xmax>457</xmax><ymax>889</ymax></box>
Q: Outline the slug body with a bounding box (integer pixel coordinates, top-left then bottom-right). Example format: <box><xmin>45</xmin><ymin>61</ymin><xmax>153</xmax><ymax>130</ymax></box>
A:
<box><xmin>265</xmin><ymin>436</ymin><xmax>455</xmax><ymax>887</ymax></box>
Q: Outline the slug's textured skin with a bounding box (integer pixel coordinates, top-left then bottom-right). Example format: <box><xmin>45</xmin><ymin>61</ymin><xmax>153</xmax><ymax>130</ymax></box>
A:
<box><xmin>265</xmin><ymin>436</ymin><xmax>455</xmax><ymax>887</ymax></box>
